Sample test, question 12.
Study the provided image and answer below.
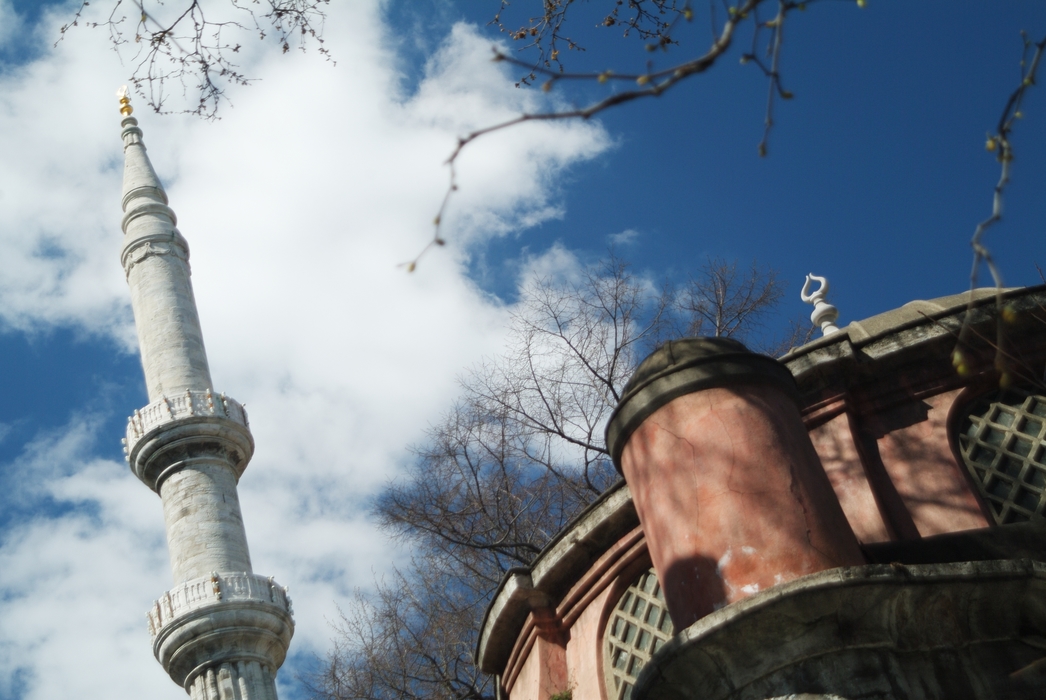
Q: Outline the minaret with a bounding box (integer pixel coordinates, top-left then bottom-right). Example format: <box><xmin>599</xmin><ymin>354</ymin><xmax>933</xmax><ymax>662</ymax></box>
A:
<box><xmin>116</xmin><ymin>89</ymin><xmax>294</xmax><ymax>700</ymax></box>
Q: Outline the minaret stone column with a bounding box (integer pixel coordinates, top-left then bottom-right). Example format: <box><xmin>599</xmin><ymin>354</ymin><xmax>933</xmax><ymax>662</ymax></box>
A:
<box><xmin>606</xmin><ymin>337</ymin><xmax>865</xmax><ymax>630</ymax></box>
<box><xmin>116</xmin><ymin>90</ymin><xmax>293</xmax><ymax>699</ymax></box>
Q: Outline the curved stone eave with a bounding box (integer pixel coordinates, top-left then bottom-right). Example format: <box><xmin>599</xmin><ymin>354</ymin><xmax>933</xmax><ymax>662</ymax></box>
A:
<box><xmin>632</xmin><ymin>559</ymin><xmax>1046</xmax><ymax>700</ymax></box>
<box><xmin>475</xmin><ymin>481</ymin><xmax>639</xmax><ymax>674</ymax></box>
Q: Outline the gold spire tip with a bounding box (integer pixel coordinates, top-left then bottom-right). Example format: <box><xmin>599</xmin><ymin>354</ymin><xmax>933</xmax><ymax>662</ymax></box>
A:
<box><xmin>116</xmin><ymin>85</ymin><xmax>133</xmax><ymax>116</ymax></box>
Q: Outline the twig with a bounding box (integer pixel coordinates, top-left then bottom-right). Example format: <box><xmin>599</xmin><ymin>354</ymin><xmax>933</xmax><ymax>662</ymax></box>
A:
<box><xmin>955</xmin><ymin>32</ymin><xmax>1046</xmax><ymax>386</ymax></box>
<box><xmin>59</xmin><ymin>0</ymin><xmax>332</xmax><ymax>118</ymax></box>
<box><xmin>404</xmin><ymin>0</ymin><xmax>772</xmax><ymax>271</ymax></box>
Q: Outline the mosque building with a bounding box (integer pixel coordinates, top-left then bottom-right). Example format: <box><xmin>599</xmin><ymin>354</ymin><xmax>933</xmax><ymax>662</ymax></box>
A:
<box><xmin>477</xmin><ymin>282</ymin><xmax>1046</xmax><ymax>700</ymax></box>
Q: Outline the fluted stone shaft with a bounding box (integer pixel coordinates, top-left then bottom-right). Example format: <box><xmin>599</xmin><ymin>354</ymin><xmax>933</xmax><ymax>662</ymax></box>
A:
<box><xmin>119</xmin><ymin>107</ymin><xmax>292</xmax><ymax>699</ymax></box>
<box><xmin>189</xmin><ymin>662</ymin><xmax>277</xmax><ymax>700</ymax></box>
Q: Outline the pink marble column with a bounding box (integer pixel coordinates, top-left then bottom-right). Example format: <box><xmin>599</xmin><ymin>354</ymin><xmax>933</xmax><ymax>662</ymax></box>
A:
<box><xmin>607</xmin><ymin>338</ymin><xmax>865</xmax><ymax>629</ymax></box>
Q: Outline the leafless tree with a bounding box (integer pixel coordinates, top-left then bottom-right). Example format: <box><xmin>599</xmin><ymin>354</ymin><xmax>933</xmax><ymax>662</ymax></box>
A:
<box><xmin>677</xmin><ymin>258</ymin><xmax>781</xmax><ymax>339</ymax></box>
<box><xmin>311</xmin><ymin>554</ymin><xmax>493</xmax><ymax>700</ymax></box>
<box><xmin>311</xmin><ymin>255</ymin><xmax>800</xmax><ymax>700</ymax></box>
<box><xmin>683</xmin><ymin>258</ymin><xmax>816</xmax><ymax>355</ymax></box>
<box><xmin>375</xmin><ymin>257</ymin><xmax>664</xmax><ymax>591</ymax></box>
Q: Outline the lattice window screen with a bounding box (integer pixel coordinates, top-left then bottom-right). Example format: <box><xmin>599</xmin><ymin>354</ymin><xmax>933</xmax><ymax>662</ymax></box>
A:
<box><xmin>603</xmin><ymin>567</ymin><xmax>674</xmax><ymax>700</ymax></box>
<box><xmin>958</xmin><ymin>388</ymin><xmax>1046</xmax><ymax>524</ymax></box>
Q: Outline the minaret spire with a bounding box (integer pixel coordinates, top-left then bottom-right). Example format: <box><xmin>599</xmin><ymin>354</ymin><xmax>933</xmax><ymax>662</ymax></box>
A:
<box><xmin>117</xmin><ymin>87</ymin><xmax>293</xmax><ymax>700</ymax></box>
<box><xmin>118</xmin><ymin>87</ymin><xmax>213</xmax><ymax>400</ymax></box>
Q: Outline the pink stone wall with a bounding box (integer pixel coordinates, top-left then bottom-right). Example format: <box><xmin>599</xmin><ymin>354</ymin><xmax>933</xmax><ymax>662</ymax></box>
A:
<box><xmin>805</xmin><ymin>389</ymin><xmax>991</xmax><ymax>542</ymax></box>
<box><xmin>505</xmin><ymin>620</ymin><xmax>568</xmax><ymax>700</ymax></box>
<box><xmin>808</xmin><ymin>412</ymin><xmax>891</xmax><ymax>544</ymax></box>
<box><xmin>620</xmin><ymin>385</ymin><xmax>865</xmax><ymax>629</ymax></box>
<box><xmin>567</xmin><ymin>586</ymin><xmax>612</xmax><ymax>700</ymax></box>
<box><xmin>870</xmin><ymin>388</ymin><xmax>990</xmax><ymax>535</ymax></box>
<box><xmin>509</xmin><ymin>641</ymin><xmax>541</xmax><ymax>700</ymax></box>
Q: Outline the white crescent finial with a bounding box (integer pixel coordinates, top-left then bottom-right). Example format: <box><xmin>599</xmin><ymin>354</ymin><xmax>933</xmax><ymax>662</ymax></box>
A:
<box><xmin>800</xmin><ymin>273</ymin><xmax>840</xmax><ymax>336</ymax></box>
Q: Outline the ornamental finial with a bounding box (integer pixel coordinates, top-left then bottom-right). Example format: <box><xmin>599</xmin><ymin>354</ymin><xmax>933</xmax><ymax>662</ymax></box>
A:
<box><xmin>800</xmin><ymin>273</ymin><xmax>840</xmax><ymax>336</ymax></box>
<box><xmin>117</xmin><ymin>85</ymin><xmax>133</xmax><ymax>116</ymax></box>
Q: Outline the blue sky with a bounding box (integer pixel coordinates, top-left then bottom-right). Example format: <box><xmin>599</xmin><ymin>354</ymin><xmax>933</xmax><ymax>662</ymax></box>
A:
<box><xmin>0</xmin><ymin>1</ymin><xmax>1043</xmax><ymax>699</ymax></box>
<box><xmin>463</xmin><ymin>0</ymin><xmax>1046</xmax><ymax>308</ymax></box>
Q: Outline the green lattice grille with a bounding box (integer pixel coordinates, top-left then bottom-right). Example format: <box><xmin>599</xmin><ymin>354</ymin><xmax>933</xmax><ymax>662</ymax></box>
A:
<box><xmin>958</xmin><ymin>389</ymin><xmax>1046</xmax><ymax>524</ymax></box>
<box><xmin>603</xmin><ymin>568</ymin><xmax>674</xmax><ymax>700</ymax></box>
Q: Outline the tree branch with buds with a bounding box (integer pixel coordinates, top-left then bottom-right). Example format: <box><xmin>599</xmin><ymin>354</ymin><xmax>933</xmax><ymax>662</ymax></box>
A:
<box><xmin>406</xmin><ymin>0</ymin><xmax>842</xmax><ymax>270</ymax></box>
<box><xmin>954</xmin><ymin>31</ymin><xmax>1046</xmax><ymax>386</ymax></box>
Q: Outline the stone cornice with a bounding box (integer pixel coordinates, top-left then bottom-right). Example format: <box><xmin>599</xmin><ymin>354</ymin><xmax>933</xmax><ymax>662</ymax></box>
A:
<box><xmin>632</xmin><ymin>560</ymin><xmax>1046</xmax><ymax>700</ymax></box>
<box><xmin>780</xmin><ymin>285</ymin><xmax>1046</xmax><ymax>423</ymax></box>
<box><xmin>150</xmin><ymin>572</ymin><xmax>295</xmax><ymax>691</ymax></box>
<box><xmin>120</xmin><ymin>231</ymin><xmax>190</xmax><ymax>277</ymax></box>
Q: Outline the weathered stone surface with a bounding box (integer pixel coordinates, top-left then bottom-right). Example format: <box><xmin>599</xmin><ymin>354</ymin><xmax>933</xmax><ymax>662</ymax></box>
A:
<box><xmin>188</xmin><ymin>661</ymin><xmax>278</xmax><ymax>700</ymax></box>
<box><xmin>148</xmin><ymin>572</ymin><xmax>293</xmax><ymax>639</ymax></box>
<box><xmin>633</xmin><ymin>561</ymin><xmax>1046</xmax><ymax>700</ymax></box>
<box><xmin>153</xmin><ymin>599</ymin><xmax>293</xmax><ymax>692</ymax></box>
<box><xmin>619</xmin><ymin>379</ymin><xmax>864</xmax><ymax>629</ymax></box>
<box><xmin>121</xmin><ymin>116</ymin><xmax>213</xmax><ymax>402</ymax></box>
<box><xmin>606</xmin><ymin>337</ymin><xmax>799</xmax><ymax>472</ymax></box>
<box><xmin>160</xmin><ymin>466</ymin><xmax>254</xmax><ymax>582</ymax></box>
<box><xmin>782</xmin><ymin>286</ymin><xmax>1046</xmax><ymax>412</ymax></box>
<box><xmin>808</xmin><ymin>412</ymin><xmax>892</xmax><ymax>543</ymax></box>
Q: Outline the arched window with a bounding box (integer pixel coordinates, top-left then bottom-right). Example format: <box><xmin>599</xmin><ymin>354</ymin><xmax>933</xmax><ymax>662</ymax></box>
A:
<box><xmin>603</xmin><ymin>567</ymin><xmax>674</xmax><ymax>700</ymax></box>
<box><xmin>957</xmin><ymin>388</ymin><xmax>1046</xmax><ymax>524</ymax></box>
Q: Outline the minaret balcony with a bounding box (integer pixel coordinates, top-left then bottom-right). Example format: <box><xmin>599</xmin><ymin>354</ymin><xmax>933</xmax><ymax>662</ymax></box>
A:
<box><xmin>147</xmin><ymin>572</ymin><xmax>295</xmax><ymax>693</ymax></box>
<box><xmin>124</xmin><ymin>389</ymin><xmax>255</xmax><ymax>492</ymax></box>
<box><xmin>147</xmin><ymin>571</ymin><xmax>294</xmax><ymax>641</ymax></box>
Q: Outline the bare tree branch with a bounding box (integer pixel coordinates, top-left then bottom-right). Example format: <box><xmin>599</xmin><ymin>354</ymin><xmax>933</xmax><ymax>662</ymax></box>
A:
<box><xmin>400</xmin><ymin>0</ymin><xmax>835</xmax><ymax>268</ymax></box>
<box><xmin>954</xmin><ymin>32</ymin><xmax>1046</xmax><ymax>387</ymax></box>
<box><xmin>59</xmin><ymin>0</ymin><xmax>332</xmax><ymax>118</ymax></box>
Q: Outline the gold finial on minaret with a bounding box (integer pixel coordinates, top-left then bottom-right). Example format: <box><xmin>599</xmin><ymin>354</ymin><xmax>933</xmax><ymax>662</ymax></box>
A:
<box><xmin>117</xmin><ymin>85</ymin><xmax>133</xmax><ymax>116</ymax></box>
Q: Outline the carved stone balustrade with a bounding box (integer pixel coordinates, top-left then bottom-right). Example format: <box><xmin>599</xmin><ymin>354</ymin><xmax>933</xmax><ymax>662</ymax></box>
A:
<box><xmin>147</xmin><ymin>572</ymin><xmax>293</xmax><ymax>640</ymax></box>
<box><xmin>147</xmin><ymin>571</ymin><xmax>294</xmax><ymax>693</ymax></box>
<box><xmin>123</xmin><ymin>389</ymin><xmax>254</xmax><ymax>492</ymax></box>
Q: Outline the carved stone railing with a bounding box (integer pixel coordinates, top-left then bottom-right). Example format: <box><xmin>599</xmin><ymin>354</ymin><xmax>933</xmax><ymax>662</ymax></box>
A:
<box><xmin>147</xmin><ymin>572</ymin><xmax>293</xmax><ymax>640</ymax></box>
<box><xmin>123</xmin><ymin>389</ymin><xmax>249</xmax><ymax>460</ymax></box>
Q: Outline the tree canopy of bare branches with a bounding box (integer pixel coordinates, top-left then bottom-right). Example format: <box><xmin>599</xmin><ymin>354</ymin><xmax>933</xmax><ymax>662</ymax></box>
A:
<box><xmin>312</xmin><ymin>255</ymin><xmax>801</xmax><ymax>700</ymax></box>
<box><xmin>61</xmin><ymin>0</ymin><xmax>331</xmax><ymax>117</ymax></box>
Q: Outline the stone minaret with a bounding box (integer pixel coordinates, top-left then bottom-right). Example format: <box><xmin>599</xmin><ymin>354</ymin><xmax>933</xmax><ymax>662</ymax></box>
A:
<box><xmin>116</xmin><ymin>90</ymin><xmax>294</xmax><ymax>700</ymax></box>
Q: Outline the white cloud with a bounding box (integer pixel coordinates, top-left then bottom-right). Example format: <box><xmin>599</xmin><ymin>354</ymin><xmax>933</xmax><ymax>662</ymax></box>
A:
<box><xmin>517</xmin><ymin>242</ymin><xmax>586</xmax><ymax>290</ymax></box>
<box><xmin>0</xmin><ymin>419</ymin><xmax>178</xmax><ymax>700</ymax></box>
<box><xmin>608</xmin><ymin>228</ymin><xmax>641</xmax><ymax>246</ymax></box>
<box><xmin>0</xmin><ymin>1</ymin><xmax>610</xmax><ymax>699</ymax></box>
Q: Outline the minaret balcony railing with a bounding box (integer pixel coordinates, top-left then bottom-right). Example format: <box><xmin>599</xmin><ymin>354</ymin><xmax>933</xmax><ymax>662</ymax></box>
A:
<box><xmin>124</xmin><ymin>389</ymin><xmax>255</xmax><ymax>492</ymax></box>
<box><xmin>125</xmin><ymin>389</ymin><xmax>249</xmax><ymax>456</ymax></box>
<box><xmin>147</xmin><ymin>572</ymin><xmax>293</xmax><ymax>641</ymax></box>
